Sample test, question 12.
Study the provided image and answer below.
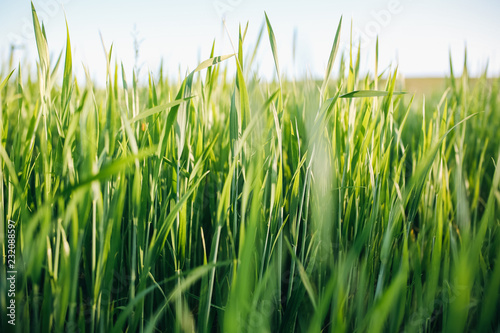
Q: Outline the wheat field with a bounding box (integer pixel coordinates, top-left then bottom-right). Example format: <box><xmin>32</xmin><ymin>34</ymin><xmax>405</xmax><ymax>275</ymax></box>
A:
<box><xmin>0</xmin><ymin>5</ymin><xmax>499</xmax><ymax>333</ymax></box>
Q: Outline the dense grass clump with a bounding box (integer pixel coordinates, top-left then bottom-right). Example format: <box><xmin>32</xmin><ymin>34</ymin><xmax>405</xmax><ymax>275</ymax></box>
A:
<box><xmin>1</xmin><ymin>6</ymin><xmax>499</xmax><ymax>332</ymax></box>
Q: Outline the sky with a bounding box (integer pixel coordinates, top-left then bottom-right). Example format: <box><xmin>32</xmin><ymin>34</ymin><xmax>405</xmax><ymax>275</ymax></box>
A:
<box><xmin>1</xmin><ymin>0</ymin><xmax>500</xmax><ymax>85</ymax></box>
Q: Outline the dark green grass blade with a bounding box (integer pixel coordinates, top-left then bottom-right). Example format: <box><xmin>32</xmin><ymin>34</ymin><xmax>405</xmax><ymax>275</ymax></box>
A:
<box><xmin>340</xmin><ymin>90</ymin><xmax>407</xmax><ymax>98</ymax></box>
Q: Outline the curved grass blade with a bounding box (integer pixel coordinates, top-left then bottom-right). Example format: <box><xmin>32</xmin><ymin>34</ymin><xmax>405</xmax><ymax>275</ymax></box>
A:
<box><xmin>194</xmin><ymin>54</ymin><xmax>234</xmax><ymax>73</ymax></box>
<box><xmin>61</xmin><ymin>146</ymin><xmax>156</xmax><ymax>195</ymax></box>
<box><xmin>111</xmin><ymin>262</ymin><xmax>230</xmax><ymax>333</ymax></box>
<box><xmin>340</xmin><ymin>90</ymin><xmax>407</xmax><ymax>98</ymax></box>
<box><xmin>31</xmin><ymin>2</ymin><xmax>50</xmax><ymax>71</ymax></box>
<box><xmin>129</xmin><ymin>96</ymin><xmax>195</xmax><ymax>123</ymax></box>
<box><xmin>264</xmin><ymin>11</ymin><xmax>281</xmax><ymax>83</ymax></box>
<box><xmin>0</xmin><ymin>70</ymin><xmax>15</xmax><ymax>91</ymax></box>
<box><xmin>320</xmin><ymin>16</ymin><xmax>342</xmax><ymax>98</ymax></box>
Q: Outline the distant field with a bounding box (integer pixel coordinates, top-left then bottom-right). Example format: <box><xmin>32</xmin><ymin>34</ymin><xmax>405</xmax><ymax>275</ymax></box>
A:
<box><xmin>403</xmin><ymin>77</ymin><xmax>495</xmax><ymax>96</ymax></box>
<box><xmin>403</xmin><ymin>77</ymin><xmax>448</xmax><ymax>95</ymax></box>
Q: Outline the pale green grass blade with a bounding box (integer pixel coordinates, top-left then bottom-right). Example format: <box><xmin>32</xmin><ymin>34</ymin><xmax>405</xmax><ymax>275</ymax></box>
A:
<box><xmin>320</xmin><ymin>16</ymin><xmax>342</xmax><ymax>98</ymax></box>
<box><xmin>194</xmin><ymin>54</ymin><xmax>234</xmax><ymax>73</ymax></box>
<box><xmin>0</xmin><ymin>70</ymin><xmax>15</xmax><ymax>91</ymax></box>
<box><xmin>129</xmin><ymin>97</ymin><xmax>195</xmax><ymax>123</ymax></box>
<box><xmin>61</xmin><ymin>18</ymin><xmax>72</xmax><ymax>110</ymax></box>
<box><xmin>264</xmin><ymin>12</ymin><xmax>281</xmax><ymax>83</ymax></box>
<box><xmin>31</xmin><ymin>2</ymin><xmax>50</xmax><ymax>71</ymax></box>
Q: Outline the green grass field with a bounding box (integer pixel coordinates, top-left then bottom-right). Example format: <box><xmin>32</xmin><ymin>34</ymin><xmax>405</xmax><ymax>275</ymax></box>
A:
<box><xmin>1</xmin><ymin>5</ymin><xmax>499</xmax><ymax>332</ymax></box>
